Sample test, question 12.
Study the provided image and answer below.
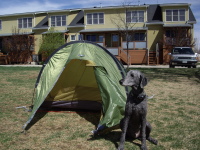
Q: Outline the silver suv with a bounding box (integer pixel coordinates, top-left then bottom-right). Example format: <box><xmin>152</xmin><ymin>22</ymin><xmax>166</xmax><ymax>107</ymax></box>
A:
<box><xmin>169</xmin><ymin>47</ymin><xmax>198</xmax><ymax>68</ymax></box>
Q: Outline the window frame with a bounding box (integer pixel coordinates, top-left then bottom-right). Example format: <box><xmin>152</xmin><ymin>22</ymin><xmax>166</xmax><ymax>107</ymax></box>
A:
<box><xmin>18</xmin><ymin>17</ymin><xmax>33</xmax><ymax>28</ymax></box>
<box><xmin>51</xmin><ymin>15</ymin><xmax>66</xmax><ymax>27</ymax></box>
<box><xmin>126</xmin><ymin>10</ymin><xmax>145</xmax><ymax>23</ymax></box>
<box><xmin>134</xmin><ymin>32</ymin><xmax>146</xmax><ymax>41</ymax></box>
<box><xmin>122</xmin><ymin>32</ymin><xmax>146</xmax><ymax>41</ymax></box>
<box><xmin>70</xmin><ymin>35</ymin><xmax>76</xmax><ymax>41</ymax></box>
<box><xmin>86</xmin><ymin>35</ymin><xmax>104</xmax><ymax>42</ymax></box>
<box><xmin>166</xmin><ymin>9</ymin><xmax>185</xmax><ymax>22</ymax></box>
<box><xmin>86</xmin><ymin>12</ymin><xmax>104</xmax><ymax>25</ymax></box>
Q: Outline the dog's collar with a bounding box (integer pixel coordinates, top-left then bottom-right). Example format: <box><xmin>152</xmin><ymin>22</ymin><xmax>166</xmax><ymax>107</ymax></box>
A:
<box><xmin>131</xmin><ymin>91</ymin><xmax>146</xmax><ymax>101</ymax></box>
<box><xmin>137</xmin><ymin>94</ymin><xmax>146</xmax><ymax>100</ymax></box>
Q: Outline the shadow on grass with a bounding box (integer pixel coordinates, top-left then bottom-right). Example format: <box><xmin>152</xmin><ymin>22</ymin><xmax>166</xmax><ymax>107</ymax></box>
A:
<box><xmin>76</xmin><ymin>111</ymin><xmax>101</xmax><ymax>128</ymax></box>
<box><xmin>88</xmin><ymin>131</ymin><xmax>142</xmax><ymax>149</ymax></box>
<box><xmin>25</xmin><ymin>110</ymin><xmax>48</xmax><ymax>130</ymax></box>
<box><xmin>25</xmin><ymin>107</ymin><xmax>101</xmax><ymax>130</ymax></box>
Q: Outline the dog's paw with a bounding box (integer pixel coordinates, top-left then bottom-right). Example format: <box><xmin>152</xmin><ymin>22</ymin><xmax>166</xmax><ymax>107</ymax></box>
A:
<box><xmin>117</xmin><ymin>146</ymin><xmax>124</xmax><ymax>150</ymax></box>
<box><xmin>140</xmin><ymin>145</ymin><xmax>148</xmax><ymax>150</ymax></box>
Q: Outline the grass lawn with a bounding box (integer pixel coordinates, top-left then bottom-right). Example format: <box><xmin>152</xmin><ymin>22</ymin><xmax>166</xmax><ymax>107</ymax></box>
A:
<box><xmin>0</xmin><ymin>66</ymin><xmax>199</xmax><ymax>150</ymax></box>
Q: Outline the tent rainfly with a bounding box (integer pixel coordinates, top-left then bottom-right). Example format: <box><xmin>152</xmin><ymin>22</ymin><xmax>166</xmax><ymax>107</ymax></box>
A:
<box><xmin>23</xmin><ymin>41</ymin><xmax>128</xmax><ymax>134</ymax></box>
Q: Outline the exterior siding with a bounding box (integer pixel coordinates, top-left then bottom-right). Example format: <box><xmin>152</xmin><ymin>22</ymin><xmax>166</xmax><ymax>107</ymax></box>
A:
<box><xmin>147</xmin><ymin>25</ymin><xmax>163</xmax><ymax>50</ymax></box>
<box><xmin>0</xmin><ymin>15</ymin><xmax>34</xmax><ymax>34</ymax></box>
<box><xmin>161</xmin><ymin>5</ymin><xmax>189</xmax><ymax>23</ymax></box>
<box><xmin>0</xmin><ymin>3</ymin><xmax>196</xmax><ymax>64</ymax></box>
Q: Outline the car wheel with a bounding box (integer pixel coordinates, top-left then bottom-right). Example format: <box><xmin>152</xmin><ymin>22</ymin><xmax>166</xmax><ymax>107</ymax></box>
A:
<box><xmin>193</xmin><ymin>65</ymin><xmax>196</xmax><ymax>68</ymax></box>
<box><xmin>188</xmin><ymin>66</ymin><xmax>191</xmax><ymax>68</ymax></box>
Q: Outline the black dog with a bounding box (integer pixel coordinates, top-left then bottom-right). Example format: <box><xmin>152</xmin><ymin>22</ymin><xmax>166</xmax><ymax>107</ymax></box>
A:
<box><xmin>118</xmin><ymin>70</ymin><xmax>157</xmax><ymax>150</ymax></box>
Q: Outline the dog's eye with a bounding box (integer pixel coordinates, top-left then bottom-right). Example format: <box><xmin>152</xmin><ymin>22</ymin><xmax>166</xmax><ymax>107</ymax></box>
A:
<box><xmin>130</xmin><ymin>74</ymin><xmax>134</xmax><ymax>77</ymax></box>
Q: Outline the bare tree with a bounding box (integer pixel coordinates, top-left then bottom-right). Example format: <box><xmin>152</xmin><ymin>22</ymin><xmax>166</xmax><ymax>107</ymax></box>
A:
<box><xmin>194</xmin><ymin>37</ymin><xmax>200</xmax><ymax>54</ymax></box>
<box><xmin>4</xmin><ymin>27</ymin><xmax>35</xmax><ymax>64</ymax></box>
<box><xmin>164</xmin><ymin>27</ymin><xmax>195</xmax><ymax>47</ymax></box>
<box><xmin>110</xmin><ymin>1</ymin><xmax>142</xmax><ymax>67</ymax></box>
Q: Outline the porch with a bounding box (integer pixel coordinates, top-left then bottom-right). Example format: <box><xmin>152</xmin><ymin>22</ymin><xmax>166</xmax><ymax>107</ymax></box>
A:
<box><xmin>80</xmin><ymin>30</ymin><xmax>157</xmax><ymax>65</ymax></box>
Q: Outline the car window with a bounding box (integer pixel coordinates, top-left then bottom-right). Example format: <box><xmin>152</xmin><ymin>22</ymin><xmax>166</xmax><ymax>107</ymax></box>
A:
<box><xmin>172</xmin><ymin>48</ymin><xmax>194</xmax><ymax>54</ymax></box>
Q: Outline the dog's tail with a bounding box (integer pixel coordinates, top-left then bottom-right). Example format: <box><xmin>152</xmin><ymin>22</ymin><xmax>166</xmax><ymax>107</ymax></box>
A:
<box><xmin>147</xmin><ymin>137</ymin><xmax>158</xmax><ymax>145</ymax></box>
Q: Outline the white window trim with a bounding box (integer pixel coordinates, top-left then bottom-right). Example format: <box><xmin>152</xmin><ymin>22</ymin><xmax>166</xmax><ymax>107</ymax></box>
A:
<box><xmin>70</xmin><ymin>34</ymin><xmax>76</xmax><ymax>41</ymax></box>
<box><xmin>18</xmin><ymin>17</ymin><xmax>33</xmax><ymax>29</ymax></box>
<box><xmin>165</xmin><ymin>9</ymin><xmax>186</xmax><ymax>22</ymax></box>
<box><xmin>86</xmin><ymin>12</ymin><xmax>104</xmax><ymax>25</ymax></box>
<box><xmin>126</xmin><ymin>10</ymin><xmax>145</xmax><ymax>23</ymax></box>
<box><xmin>50</xmin><ymin>15</ymin><xmax>66</xmax><ymax>27</ymax></box>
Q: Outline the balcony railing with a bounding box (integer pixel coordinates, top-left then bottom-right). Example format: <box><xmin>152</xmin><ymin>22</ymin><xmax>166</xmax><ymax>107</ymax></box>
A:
<box><xmin>122</xmin><ymin>41</ymin><xmax>147</xmax><ymax>49</ymax></box>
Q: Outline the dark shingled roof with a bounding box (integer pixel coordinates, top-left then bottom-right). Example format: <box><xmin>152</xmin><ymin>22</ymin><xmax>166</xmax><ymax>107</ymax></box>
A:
<box><xmin>68</xmin><ymin>10</ymin><xmax>84</xmax><ymax>26</ymax></box>
<box><xmin>188</xmin><ymin>7</ymin><xmax>196</xmax><ymax>22</ymax></box>
<box><xmin>147</xmin><ymin>4</ymin><xmax>162</xmax><ymax>23</ymax></box>
<box><xmin>34</xmin><ymin>16</ymin><xmax>48</xmax><ymax>29</ymax></box>
<box><xmin>32</xmin><ymin>4</ymin><xmax>196</xmax><ymax>28</ymax></box>
<box><xmin>146</xmin><ymin>4</ymin><xmax>196</xmax><ymax>23</ymax></box>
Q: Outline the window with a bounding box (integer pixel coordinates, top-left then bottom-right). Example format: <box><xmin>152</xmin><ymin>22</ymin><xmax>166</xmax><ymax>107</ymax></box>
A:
<box><xmin>122</xmin><ymin>33</ymin><xmax>146</xmax><ymax>41</ymax></box>
<box><xmin>165</xmin><ymin>30</ymin><xmax>176</xmax><ymax>38</ymax></box>
<box><xmin>166</xmin><ymin>9</ymin><xmax>185</xmax><ymax>21</ymax></box>
<box><xmin>134</xmin><ymin>33</ymin><xmax>146</xmax><ymax>41</ymax></box>
<box><xmin>70</xmin><ymin>35</ymin><xmax>76</xmax><ymax>41</ymax></box>
<box><xmin>126</xmin><ymin>11</ymin><xmax>144</xmax><ymax>23</ymax></box>
<box><xmin>86</xmin><ymin>35</ymin><xmax>96</xmax><ymax>42</ymax></box>
<box><xmin>86</xmin><ymin>35</ymin><xmax>103</xmax><ymax>42</ymax></box>
<box><xmin>51</xmin><ymin>16</ymin><xmax>66</xmax><ymax>27</ymax></box>
<box><xmin>87</xmin><ymin>13</ymin><xmax>104</xmax><ymax>24</ymax></box>
<box><xmin>18</xmin><ymin>18</ymin><xmax>32</xmax><ymax>28</ymax></box>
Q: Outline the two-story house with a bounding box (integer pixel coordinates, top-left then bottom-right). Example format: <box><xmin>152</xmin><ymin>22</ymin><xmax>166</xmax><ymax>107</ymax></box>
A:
<box><xmin>0</xmin><ymin>3</ymin><xmax>196</xmax><ymax>65</ymax></box>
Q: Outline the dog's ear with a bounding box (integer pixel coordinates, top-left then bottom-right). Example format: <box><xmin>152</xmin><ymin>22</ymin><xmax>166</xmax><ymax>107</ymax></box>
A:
<box><xmin>140</xmin><ymin>75</ymin><xmax>148</xmax><ymax>88</ymax></box>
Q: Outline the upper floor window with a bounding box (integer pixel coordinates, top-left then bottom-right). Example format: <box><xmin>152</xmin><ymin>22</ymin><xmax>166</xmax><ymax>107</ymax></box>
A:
<box><xmin>87</xmin><ymin>13</ymin><xmax>104</xmax><ymax>25</ymax></box>
<box><xmin>166</xmin><ymin>9</ymin><xmax>185</xmax><ymax>22</ymax></box>
<box><xmin>126</xmin><ymin>11</ymin><xmax>144</xmax><ymax>23</ymax></box>
<box><xmin>18</xmin><ymin>18</ymin><xmax>32</xmax><ymax>28</ymax></box>
<box><xmin>51</xmin><ymin>16</ymin><xmax>66</xmax><ymax>27</ymax></box>
<box><xmin>0</xmin><ymin>20</ymin><xmax>2</xmax><ymax>30</ymax></box>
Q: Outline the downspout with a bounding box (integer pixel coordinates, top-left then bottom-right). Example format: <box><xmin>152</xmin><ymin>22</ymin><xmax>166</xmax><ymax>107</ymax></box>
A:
<box><xmin>145</xmin><ymin>23</ymin><xmax>149</xmax><ymax>65</ymax></box>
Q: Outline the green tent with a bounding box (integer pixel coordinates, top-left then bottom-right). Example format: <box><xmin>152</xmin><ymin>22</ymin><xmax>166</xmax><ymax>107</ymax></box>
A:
<box><xmin>23</xmin><ymin>41</ymin><xmax>128</xmax><ymax>134</ymax></box>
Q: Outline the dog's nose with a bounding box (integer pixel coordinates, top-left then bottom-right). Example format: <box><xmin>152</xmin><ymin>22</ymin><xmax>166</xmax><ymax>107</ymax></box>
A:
<box><xmin>119</xmin><ymin>79</ymin><xmax>124</xmax><ymax>85</ymax></box>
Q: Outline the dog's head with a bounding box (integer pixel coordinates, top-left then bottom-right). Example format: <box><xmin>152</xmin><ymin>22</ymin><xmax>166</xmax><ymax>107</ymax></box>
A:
<box><xmin>119</xmin><ymin>70</ymin><xmax>148</xmax><ymax>90</ymax></box>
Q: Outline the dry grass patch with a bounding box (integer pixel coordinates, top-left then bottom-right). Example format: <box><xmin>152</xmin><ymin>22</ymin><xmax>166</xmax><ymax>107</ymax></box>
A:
<box><xmin>0</xmin><ymin>67</ymin><xmax>199</xmax><ymax>150</ymax></box>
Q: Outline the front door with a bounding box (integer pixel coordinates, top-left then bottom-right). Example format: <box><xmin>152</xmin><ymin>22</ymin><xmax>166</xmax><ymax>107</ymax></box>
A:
<box><xmin>111</xmin><ymin>34</ymin><xmax>119</xmax><ymax>47</ymax></box>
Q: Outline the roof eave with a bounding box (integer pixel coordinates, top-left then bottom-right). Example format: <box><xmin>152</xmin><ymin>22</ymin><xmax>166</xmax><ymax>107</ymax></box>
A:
<box><xmin>145</xmin><ymin>22</ymin><xmax>164</xmax><ymax>25</ymax></box>
<box><xmin>80</xmin><ymin>27</ymin><xmax>148</xmax><ymax>33</ymax></box>
<box><xmin>67</xmin><ymin>25</ymin><xmax>85</xmax><ymax>28</ymax></box>
<box><xmin>163</xmin><ymin>24</ymin><xmax>192</xmax><ymax>27</ymax></box>
<box><xmin>32</xmin><ymin>27</ymin><xmax>50</xmax><ymax>30</ymax></box>
<box><xmin>84</xmin><ymin>5</ymin><xmax>149</xmax><ymax>11</ymax></box>
<box><xmin>0</xmin><ymin>32</ymin><xmax>34</xmax><ymax>37</ymax></box>
<box><xmin>187</xmin><ymin>21</ymin><xmax>196</xmax><ymax>24</ymax></box>
<box><xmin>160</xmin><ymin>3</ymin><xmax>191</xmax><ymax>7</ymax></box>
<box><xmin>42</xmin><ymin>30</ymin><xmax>69</xmax><ymax>34</ymax></box>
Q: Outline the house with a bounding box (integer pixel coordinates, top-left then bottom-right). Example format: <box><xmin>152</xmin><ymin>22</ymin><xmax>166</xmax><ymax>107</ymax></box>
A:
<box><xmin>0</xmin><ymin>3</ymin><xmax>196</xmax><ymax>65</ymax></box>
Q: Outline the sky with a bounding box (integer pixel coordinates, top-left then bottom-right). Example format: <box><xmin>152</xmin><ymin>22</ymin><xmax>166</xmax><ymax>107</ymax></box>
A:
<box><xmin>0</xmin><ymin>0</ymin><xmax>199</xmax><ymax>47</ymax></box>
